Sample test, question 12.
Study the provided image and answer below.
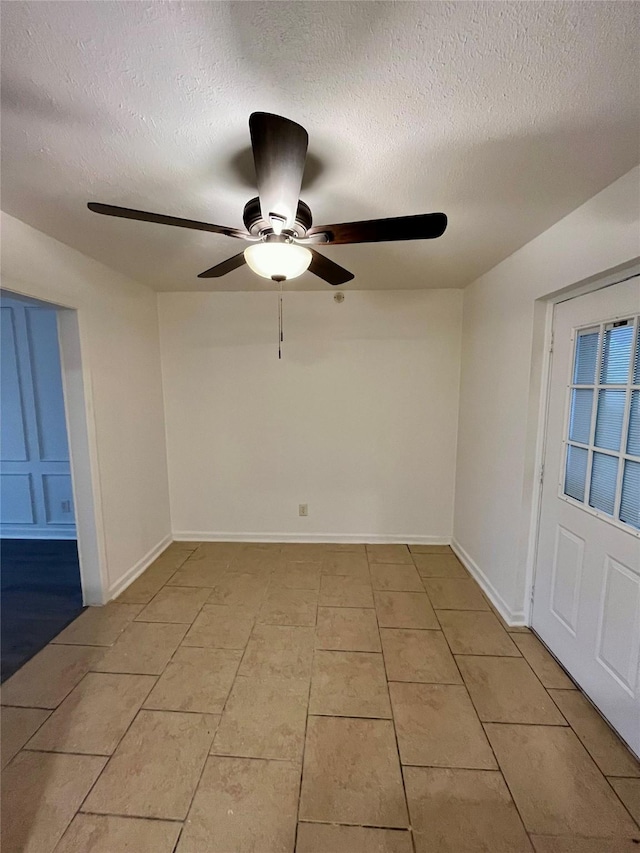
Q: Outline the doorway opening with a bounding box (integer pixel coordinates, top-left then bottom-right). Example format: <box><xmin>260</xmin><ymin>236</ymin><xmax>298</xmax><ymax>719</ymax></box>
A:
<box><xmin>0</xmin><ymin>291</ymin><xmax>97</xmax><ymax>679</ymax></box>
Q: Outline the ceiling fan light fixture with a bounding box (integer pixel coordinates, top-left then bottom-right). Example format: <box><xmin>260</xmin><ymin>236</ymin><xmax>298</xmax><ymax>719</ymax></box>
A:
<box><xmin>244</xmin><ymin>240</ymin><xmax>312</xmax><ymax>281</ymax></box>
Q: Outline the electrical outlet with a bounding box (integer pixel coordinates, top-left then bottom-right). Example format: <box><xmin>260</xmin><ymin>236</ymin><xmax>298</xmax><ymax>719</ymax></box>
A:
<box><xmin>298</xmin><ymin>503</ymin><xmax>308</xmax><ymax>517</ymax></box>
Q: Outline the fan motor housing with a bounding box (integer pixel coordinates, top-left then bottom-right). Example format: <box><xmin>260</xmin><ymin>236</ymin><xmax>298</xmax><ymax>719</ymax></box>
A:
<box><xmin>243</xmin><ymin>196</ymin><xmax>312</xmax><ymax>239</ymax></box>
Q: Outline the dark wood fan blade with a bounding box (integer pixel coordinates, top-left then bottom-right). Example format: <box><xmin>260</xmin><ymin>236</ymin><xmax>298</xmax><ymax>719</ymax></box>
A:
<box><xmin>308</xmin><ymin>212</ymin><xmax>447</xmax><ymax>245</ymax></box>
<box><xmin>87</xmin><ymin>203</ymin><xmax>247</xmax><ymax>239</ymax></box>
<box><xmin>308</xmin><ymin>249</ymin><xmax>354</xmax><ymax>286</ymax></box>
<box><xmin>249</xmin><ymin>112</ymin><xmax>308</xmax><ymax>232</ymax></box>
<box><xmin>197</xmin><ymin>252</ymin><xmax>247</xmax><ymax>278</ymax></box>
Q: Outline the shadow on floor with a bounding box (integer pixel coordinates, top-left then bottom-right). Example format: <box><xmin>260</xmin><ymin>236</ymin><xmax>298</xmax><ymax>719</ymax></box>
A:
<box><xmin>1</xmin><ymin>539</ymin><xmax>85</xmax><ymax>682</ymax></box>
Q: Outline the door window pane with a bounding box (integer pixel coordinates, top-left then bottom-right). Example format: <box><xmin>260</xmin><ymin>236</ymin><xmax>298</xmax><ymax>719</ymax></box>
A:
<box><xmin>600</xmin><ymin>324</ymin><xmax>633</xmax><ymax>384</ymax></box>
<box><xmin>620</xmin><ymin>460</ymin><xmax>640</xmax><ymax>530</ymax></box>
<box><xmin>564</xmin><ymin>445</ymin><xmax>588</xmax><ymax>502</ymax></box>
<box><xmin>573</xmin><ymin>331</ymin><xmax>599</xmax><ymax>384</ymax></box>
<box><xmin>594</xmin><ymin>390</ymin><xmax>625</xmax><ymax>452</ymax></box>
<box><xmin>569</xmin><ymin>389</ymin><xmax>593</xmax><ymax>444</ymax></box>
<box><xmin>628</xmin><ymin>390</ymin><xmax>640</xmax><ymax>457</ymax></box>
<box><xmin>589</xmin><ymin>452</ymin><xmax>618</xmax><ymax>515</ymax></box>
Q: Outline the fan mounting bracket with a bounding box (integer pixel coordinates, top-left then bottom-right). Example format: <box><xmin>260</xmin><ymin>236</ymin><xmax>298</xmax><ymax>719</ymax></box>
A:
<box><xmin>243</xmin><ymin>196</ymin><xmax>312</xmax><ymax>240</ymax></box>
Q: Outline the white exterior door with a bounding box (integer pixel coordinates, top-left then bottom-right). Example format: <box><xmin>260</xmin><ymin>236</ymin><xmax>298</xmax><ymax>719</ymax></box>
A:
<box><xmin>533</xmin><ymin>276</ymin><xmax>640</xmax><ymax>755</ymax></box>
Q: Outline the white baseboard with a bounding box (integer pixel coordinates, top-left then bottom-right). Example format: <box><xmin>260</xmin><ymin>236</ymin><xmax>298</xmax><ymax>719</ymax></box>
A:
<box><xmin>172</xmin><ymin>531</ymin><xmax>451</xmax><ymax>546</ymax></box>
<box><xmin>107</xmin><ymin>533</ymin><xmax>172</xmax><ymax>601</ymax></box>
<box><xmin>451</xmin><ymin>538</ymin><xmax>527</xmax><ymax>627</ymax></box>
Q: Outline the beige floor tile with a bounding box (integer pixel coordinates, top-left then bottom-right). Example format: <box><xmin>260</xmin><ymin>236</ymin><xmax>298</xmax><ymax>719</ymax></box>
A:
<box><xmin>83</xmin><ymin>710</ymin><xmax>217</xmax><ymax>819</ymax></box>
<box><xmin>322</xmin><ymin>552</ymin><xmax>370</xmax><ymax>577</ymax></box>
<box><xmin>279</xmin><ymin>543</ymin><xmax>331</xmax><ymax>561</ymax></box>
<box><xmin>457</xmin><ymin>656</ymin><xmax>566</xmax><ymax>724</ymax></box>
<box><xmin>512</xmin><ymin>634</ymin><xmax>576</xmax><ymax>689</ymax></box>
<box><xmin>182</xmin><ymin>604</ymin><xmax>255</xmax><ymax>649</ymax></box>
<box><xmin>51</xmin><ymin>604</ymin><xmax>143</xmax><ymax>646</ymax></box>
<box><xmin>94</xmin><ymin>622</ymin><xmax>187</xmax><ymax>674</ymax></box>
<box><xmin>325</xmin><ymin>542</ymin><xmax>366</xmax><ymax>552</ymax></box>
<box><xmin>530</xmin><ymin>837</ymin><xmax>640</xmax><ymax>852</ymax></box>
<box><xmin>1</xmin><ymin>644</ymin><xmax>102</xmax><ymax>708</ymax></box>
<box><xmin>166</xmin><ymin>562</ymin><xmax>229</xmax><ymax>588</ymax></box>
<box><xmin>27</xmin><ymin>672</ymin><xmax>155</xmax><ymax>755</ymax></box>
<box><xmin>299</xmin><ymin>716</ymin><xmax>409</xmax><ymax>827</ymax></box>
<box><xmin>296</xmin><ymin>823</ymin><xmax>413</xmax><ymax>852</ymax></box>
<box><xmin>212</xmin><ymin>676</ymin><xmax>308</xmax><ymax>761</ymax></box>
<box><xmin>258</xmin><ymin>586</ymin><xmax>318</xmax><ymax>626</ymax></box>
<box><xmin>144</xmin><ymin>647</ymin><xmax>242</xmax><ymax>714</ymax></box>
<box><xmin>165</xmin><ymin>540</ymin><xmax>199</xmax><ymax>552</ymax></box>
<box><xmin>207</xmin><ymin>572</ymin><xmax>268</xmax><ymax>609</ymax></box>
<box><xmin>315</xmin><ymin>606</ymin><xmax>381</xmax><ymax>651</ymax></box>
<box><xmin>609</xmin><ymin>777</ymin><xmax>640</xmax><ymax>824</ymax></box>
<box><xmin>485</xmin><ymin>723</ymin><xmax>639</xmax><ymax>837</ymax></box>
<box><xmin>1</xmin><ymin>750</ymin><xmax>106</xmax><ymax>853</ymax></box>
<box><xmin>116</xmin><ymin>566</ymin><xmax>177</xmax><ymax>604</ymax></box>
<box><xmin>389</xmin><ymin>682</ymin><xmax>496</xmax><ymax>769</ymax></box>
<box><xmin>404</xmin><ymin>766</ymin><xmax>533</xmax><ymax>853</ymax></box>
<box><xmin>374</xmin><ymin>591</ymin><xmax>439</xmax><ymax>629</ymax></box>
<box><xmin>548</xmin><ymin>690</ymin><xmax>640</xmax><ymax>777</ymax></box>
<box><xmin>310</xmin><ymin>651</ymin><xmax>391</xmax><ymax>718</ymax></box>
<box><xmin>1</xmin><ymin>707</ymin><xmax>51</xmax><ymax>769</ymax></box>
<box><xmin>192</xmin><ymin>542</ymin><xmax>248</xmax><ymax>561</ymax></box>
<box><xmin>239</xmin><ymin>624</ymin><xmax>315</xmax><ymax>679</ymax></box>
<box><xmin>271</xmin><ymin>562</ymin><xmax>322</xmax><ymax>590</ymax></box>
<box><xmin>319</xmin><ymin>575</ymin><xmax>374</xmax><ymax>607</ymax></box>
<box><xmin>366</xmin><ymin>544</ymin><xmax>413</xmax><ymax>564</ymax></box>
<box><xmin>151</xmin><ymin>545</ymin><xmax>195</xmax><ymax>568</ymax></box>
<box><xmin>381</xmin><ymin>629</ymin><xmax>461</xmax><ymax>683</ymax></box>
<box><xmin>53</xmin><ymin>813</ymin><xmax>182</xmax><ymax>853</ymax></box>
<box><xmin>423</xmin><ymin>578</ymin><xmax>489</xmax><ymax>610</ymax></box>
<box><xmin>413</xmin><ymin>553</ymin><xmax>468</xmax><ymax>578</ymax></box>
<box><xmin>370</xmin><ymin>563</ymin><xmax>424</xmax><ymax>591</ymax></box>
<box><xmin>176</xmin><ymin>756</ymin><xmax>300</xmax><ymax>853</ymax></box>
<box><xmin>135</xmin><ymin>586</ymin><xmax>211</xmax><ymax>624</ymax></box>
<box><xmin>409</xmin><ymin>544</ymin><xmax>453</xmax><ymax>554</ymax></box>
<box><xmin>229</xmin><ymin>552</ymin><xmax>282</xmax><ymax>574</ymax></box>
<box><xmin>436</xmin><ymin>610</ymin><xmax>521</xmax><ymax>656</ymax></box>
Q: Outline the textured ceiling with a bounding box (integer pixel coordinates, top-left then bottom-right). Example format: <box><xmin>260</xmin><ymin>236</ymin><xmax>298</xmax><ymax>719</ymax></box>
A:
<box><xmin>1</xmin><ymin>1</ymin><xmax>639</xmax><ymax>292</ymax></box>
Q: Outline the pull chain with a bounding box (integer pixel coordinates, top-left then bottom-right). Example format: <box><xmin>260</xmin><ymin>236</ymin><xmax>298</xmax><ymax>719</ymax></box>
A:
<box><xmin>278</xmin><ymin>281</ymin><xmax>284</xmax><ymax>359</ymax></box>
<box><xmin>272</xmin><ymin>276</ymin><xmax>285</xmax><ymax>359</ymax></box>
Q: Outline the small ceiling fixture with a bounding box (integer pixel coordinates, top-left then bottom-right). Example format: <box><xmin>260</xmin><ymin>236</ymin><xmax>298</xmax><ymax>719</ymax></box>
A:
<box><xmin>87</xmin><ymin>112</ymin><xmax>448</xmax><ymax>287</ymax></box>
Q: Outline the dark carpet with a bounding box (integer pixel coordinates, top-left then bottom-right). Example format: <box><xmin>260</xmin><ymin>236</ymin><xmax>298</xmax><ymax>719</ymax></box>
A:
<box><xmin>1</xmin><ymin>539</ymin><xmax>84</xmax><ymax>682</ymax></box>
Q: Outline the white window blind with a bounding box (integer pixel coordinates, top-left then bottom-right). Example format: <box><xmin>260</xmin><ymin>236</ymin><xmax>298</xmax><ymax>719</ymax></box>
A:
<box><xmin>563</xmin><ymin>315</ymin><xmax>640</xmax><ymax>531</ymax></box>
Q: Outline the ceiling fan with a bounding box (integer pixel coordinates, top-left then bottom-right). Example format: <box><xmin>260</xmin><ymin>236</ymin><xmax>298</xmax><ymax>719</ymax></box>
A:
<box><xmin>88</xmin><ymin>112</ymin><xmax>448</xmax><ymax>286</ymax></box>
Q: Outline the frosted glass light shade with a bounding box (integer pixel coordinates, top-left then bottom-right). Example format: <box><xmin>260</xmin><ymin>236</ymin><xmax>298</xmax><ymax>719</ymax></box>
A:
<box><xmin>244</xmin><ymin>242</ymin><xmax>312</xmax><ymax>280</ymax></box>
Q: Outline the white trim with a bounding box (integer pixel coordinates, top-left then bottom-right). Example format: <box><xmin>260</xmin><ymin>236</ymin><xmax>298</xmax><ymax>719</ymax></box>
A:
<box><xmin>107</xmin><ymin>533</ymin><xmax>172</xmax><ymax>601</ymax></box>
<box><xmin>451</xmin><ymin>537</ymin><xmax>527</xmax><ymax>627</ymax></box>
<box><xmin>172</xmin><ymin>531</ymin><xmax>451</xmax><ymax>546</ymax></box>
<box><xmin>0</xmin><ymin>528</ymin><xmax>76</xmax><ymax>540</ymax></box>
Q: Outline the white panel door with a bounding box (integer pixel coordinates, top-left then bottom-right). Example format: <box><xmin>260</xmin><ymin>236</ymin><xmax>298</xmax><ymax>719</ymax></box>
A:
<box><xmin>533</xmin><ymin>276</ymin><xmax>640</xmax><ymax>756</ymax></box>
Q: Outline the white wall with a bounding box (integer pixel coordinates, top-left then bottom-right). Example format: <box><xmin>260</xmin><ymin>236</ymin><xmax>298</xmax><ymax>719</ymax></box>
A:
<box><xmin>1</xmin><ymin>212</ymin><xmax>172</xmax><ymax>598</ymax></box>
<box><xmin>453</xmin><ymin>166</ymin><xmax>640</xmax><ymax>623</ymax></box>
<box><xmin>159</xmin><ymin>289</ymin><xmax>463</xmax><ymax>542</ymax></box>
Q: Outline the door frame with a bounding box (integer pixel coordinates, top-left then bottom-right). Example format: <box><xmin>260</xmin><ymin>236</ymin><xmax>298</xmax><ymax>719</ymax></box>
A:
<box><xmin>525</xmin><ymin>260</ymin><xmax>640</xmax><ymax>625</ymax></box>
<box><xmin>1</xmin><ymin>289</ymin><xmax>108</xmax><ymax>605</ymax></box>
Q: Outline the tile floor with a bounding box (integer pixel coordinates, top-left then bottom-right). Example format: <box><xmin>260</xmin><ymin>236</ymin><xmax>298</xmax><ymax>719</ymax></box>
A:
<box><xmin>1</xmin><ymin>541</ymin><xmax>639</xmax><ymax>853</ymax></box>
